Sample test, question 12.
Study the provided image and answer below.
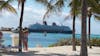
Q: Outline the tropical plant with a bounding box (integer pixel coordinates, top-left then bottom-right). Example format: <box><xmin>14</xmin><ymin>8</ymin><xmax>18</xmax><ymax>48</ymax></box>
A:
<box><xmin>87</xmin><ymin>0</ymin><xmax>100</xmax><ymax>48</ymax></box>
<box><xmin>17</xmin><ymin>0</ymin><xmax>26</xmax><ymax>52</ymax></box>
<box><xmin>91</xmin><ymin>38</ymin><xmax>100</xmax><ymax>46</ymax></box>
<box><xmin>69</xmin><ymin>0</ymin><xmax>100</xmax><ymax>49</ymax></box>
<box><xmin>88</xmin><ymin>7</ymin><xmax>92</xmax><ymax>48</ymax></box>
<box><xmin>35</xmin><ymin>0</ymin><xmax>65</xmax><ymax>20</ymax></box>
<box><xmin>68</xmin><ymin>0</ymin><xmax>81</xmax><ymax>51</ymax></box>
<box><xmin>0</xmin><ymin>0</ymin><xmax>26</xmax><ymax>52</ymax></box>
<box><xmin>48</xmin><ymin>38</ymin><xmax>81</xmax><ymax>47</ymax></box>
<box><xmin>80</xmin><ymin>0</ymin><xmax>88</xmax><ymax>56</ymax></box>
<box><xmin>0</xmin><ymin>0</ymin><xmax>16</xmax><ymax>13</ymax></box>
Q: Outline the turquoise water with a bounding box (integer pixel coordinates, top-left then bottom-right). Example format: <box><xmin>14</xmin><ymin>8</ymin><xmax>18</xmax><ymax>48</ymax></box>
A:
<box><xmin>2</xmin><ymin>33</ymin><xmax>100</xmax><ymax>48</ymax></box>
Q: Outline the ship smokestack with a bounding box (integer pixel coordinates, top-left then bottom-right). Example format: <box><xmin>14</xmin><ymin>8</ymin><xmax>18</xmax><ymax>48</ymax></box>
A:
<box><xmin>43</xmin><ymin>21</ymin><xmax>47</xmax><ymax>25</ymax></box>
<box><xmin>52</xmin><ymin>22</ymin><xmax>56</xmax><ymax>26</ymax></box>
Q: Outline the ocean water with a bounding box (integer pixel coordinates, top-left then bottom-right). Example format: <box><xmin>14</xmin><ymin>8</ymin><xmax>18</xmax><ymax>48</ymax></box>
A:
<box><xmin>2</xmin><ymin>32</ymin><xmax>100</xmax><ymax>48</ymax></box>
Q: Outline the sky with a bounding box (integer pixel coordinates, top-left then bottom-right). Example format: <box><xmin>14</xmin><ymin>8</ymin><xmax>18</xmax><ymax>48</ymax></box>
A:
<box><xmin>0</xmin><ymin>0</ymin><xmax>100</xmax><ymax>34</ymax></box>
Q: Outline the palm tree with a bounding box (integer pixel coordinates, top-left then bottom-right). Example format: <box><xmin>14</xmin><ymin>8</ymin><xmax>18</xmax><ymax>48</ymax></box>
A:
<box><xmin>80</xmin><ymin>0</ymin><xmax>88</xmax><ymax>56</ymax></box>
<box><xmin>69</xmin><ymin>0</ymin><xmax>100</xmax><ymax>49</ymax></box>
<box><xmin>68</xmin><ymin>0</ymin><xmax>81</xmax><ymax>51</ymax></box>
<box><xmin>87</xmin><ymin>7</ymin><xmax>92</xmax><ymax>48</ymax></box>
<box><xmin>81</xmin><ymin>1</ymin><xmax>100</xmax><ymax>54</ymax></box>
<box><xmin>1</xmin><ymin>0</ymin><xmax>26</xmax><ymax>52</ymax></box>
<box><xmin>0</xmin><ymin>0</ymin><xmax>25</xmax><ymax>52</ymax></box>
<box><xmin>87</xmin><ymin>0</ymin><xmax>100</xmax><ymax>48</ymax></box>
<box><xmin>0</xmin><ymin>0</ymin><xmax>16</xmax><ymax>13</ymax></box>
<box><xmin>18</xmin><ymin>0</ymin><xmax>26</xmax><ymax>52</ymax></box>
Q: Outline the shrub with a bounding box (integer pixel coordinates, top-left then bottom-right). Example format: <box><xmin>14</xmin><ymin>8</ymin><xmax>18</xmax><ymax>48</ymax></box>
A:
<box><xmin>48</xmin><ymin>37</ymin><xmax>100</xmax><ymax>47</ymax></box>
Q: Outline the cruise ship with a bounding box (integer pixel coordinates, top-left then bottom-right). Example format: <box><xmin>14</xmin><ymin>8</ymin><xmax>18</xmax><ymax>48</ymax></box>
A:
<box><xmin>28</xmin><ymin>21</ymin><xmax>72</xmax><ymax>34</ymax></box>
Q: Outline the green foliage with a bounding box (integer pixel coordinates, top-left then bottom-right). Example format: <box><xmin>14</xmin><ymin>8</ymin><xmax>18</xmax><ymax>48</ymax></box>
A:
<box><xmin>49</xmin><ymin>38</ymin><xmax>80</xmax><ymax>47</ymax></box>
<box><xmin>0</xmin><ymin>0</ymin><xmax>16</xmax><ymax>14</ymax></box>
<box><xmin>48</xmin><ymin>37</ymin><xmax>100</xmax><ymax>47</ymax></box>
<box><xmin>91</xmin><ymin>38</ymin><xmax>100</xmax><ymax>46</ymax></box>
<box><xmin>68</xmin><ymin>0</ymin><xmax>81</xmax><ymax>17</ymax></box>
<box><xmin>36</xmin><ymin>0</ymin><xmax>65</xmax><ymax>20</ymax></box>
<box><xmin>48</xmin><ymin>38</ymin><xmax>68</xmax><ymax>47</ymax></box>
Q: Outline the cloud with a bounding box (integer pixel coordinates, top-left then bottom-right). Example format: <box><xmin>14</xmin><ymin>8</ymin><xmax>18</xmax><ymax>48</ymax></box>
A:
<box><xmin>0</xmin><ymin>4</ymin><xmax>47</xmax><ymax>27</ymax></box>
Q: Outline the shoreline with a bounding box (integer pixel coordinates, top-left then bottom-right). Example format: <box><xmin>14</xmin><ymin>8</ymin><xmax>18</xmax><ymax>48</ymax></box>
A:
<box><xmin>1</xmin><ymin>31</ymin><xmax>100</xmax><ymax>36</ymax></box>
<box><xmin>2</xmin><ymin>31</ymin><xmax>12</xmax><ymax>34</ymax></box>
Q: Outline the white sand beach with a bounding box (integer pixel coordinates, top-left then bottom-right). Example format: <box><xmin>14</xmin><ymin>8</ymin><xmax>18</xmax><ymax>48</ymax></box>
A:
<box><xmin>0</xmin><ymin>46</ymin><xmax>100</xmax><ymax>56</ymax></box>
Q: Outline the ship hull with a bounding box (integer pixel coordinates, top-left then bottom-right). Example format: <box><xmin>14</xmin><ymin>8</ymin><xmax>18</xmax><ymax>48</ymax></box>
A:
<box><xmin>28</xmin><ymin>23</ymin><xmax>72</xmax><ymax>34</ymax></box>
<box><xmin>28</xmin><ymin>29</ymin><xmax>72</xmax><ymax>34</ymax></box>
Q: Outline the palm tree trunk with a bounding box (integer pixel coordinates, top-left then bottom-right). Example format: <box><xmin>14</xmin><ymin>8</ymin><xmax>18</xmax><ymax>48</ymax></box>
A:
<box><xmin>18</xmin><ymin>1</ymin><xmax>25</xmax><ymax>52</ymax></box>
<box><xmin>72</xmin><ymin>14</ymin><xmax>76</xmax><ymax>51</ymax></box>
<box><xmin>88</xmin><ymin>14</ymin><xmax>92</xmax><ymax>48</ymax></box>
<box><xmin>80</xmin><ymin>0</ymin><xmax>88</xmax><ymax>56</ymax></box>
<box><xmin>72</xmin><ymin>0</ymin><xmax>76</xmax><ymax>51</ymax></box>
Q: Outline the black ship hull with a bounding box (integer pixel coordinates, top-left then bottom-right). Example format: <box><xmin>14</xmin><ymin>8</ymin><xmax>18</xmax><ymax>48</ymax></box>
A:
<box><xmin>28</xmin><ymin>29</ymin><xmax>72</xmax><ymax>34</ymax></box>
<box><xmin>28</xmin><ymin>23</ymin><xmax>72</xmax><ymax>34</ymax></box>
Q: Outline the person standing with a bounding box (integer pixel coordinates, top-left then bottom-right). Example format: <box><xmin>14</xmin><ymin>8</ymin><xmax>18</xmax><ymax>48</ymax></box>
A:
<box><xmin>22</xmin><ymin>28</ymin><xmax>29</xmax><ymax>51</ymax></box>
<box><xmin>0</xmin><ymin>31</ymin><xmax>3</xmax><ymax>39</ymax></box>
<box><xmin>11</xmin><ymin>33</ymin><xmax>19</xmax><ymax>47</ymax></box>
<box><xmin>0</xmin><ymin>31</ymin><xmax>3</xmax><ymax>46</ymax></box>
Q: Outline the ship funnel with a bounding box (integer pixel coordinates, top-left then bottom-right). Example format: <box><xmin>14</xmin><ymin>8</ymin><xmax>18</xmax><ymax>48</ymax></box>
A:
<box><xmin>43</xmin><ymin>21</ymin><xmax>47</xmax><ymax>25</ymax></box>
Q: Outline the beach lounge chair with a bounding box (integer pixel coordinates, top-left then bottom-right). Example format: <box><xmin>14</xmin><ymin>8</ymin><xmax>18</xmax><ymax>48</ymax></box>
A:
<box><xmin>3</xmin><ymin>45</ymin><xmax>20</xmax><ymax>52</ymax></box>
<box><xmin>0</xmin><ymin>45</ymin><xmax>20</xmax><ymax>52</ymax></box>
<box><xmin>0</xmin><ymin>39</ymin><xmax>18</xmax><ymax>52</ymax></box>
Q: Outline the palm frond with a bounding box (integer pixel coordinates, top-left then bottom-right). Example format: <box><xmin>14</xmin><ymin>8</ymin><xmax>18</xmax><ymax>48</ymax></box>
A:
<box><xmin>88</xmin><ymin>0</ymin><xmax>100</xmax><ymax>14</ymax></box>
<box><xmin>36</xmin><ymin>0</ymin><xmax>57</xmax><ymax>20</ymax></box>
<box><xmin>55</xmin><ymin>0</ymin><xmax>64</xmax><ymax>11</ymax></box>
<box><xmin>69</xmin><ymin>0</ymin><xmax>81</xmax><ymax>17</ymax></box>
<box><xmin>43</xmin><ymin>5</ymin><xmax>55</xmax><ymax>20</ymax></box>
<box><xmin>43</xmin><ymin>9</ymin><xmax>49</xmax><ymax>20</ymax></box>
<box><xmin>35</xmin><ymin>0</ymin><xmax>48</xmax><ymax>5</ymax></box>
<box><xmin>0</xmin><ymin>0</ymin><xmax>17</xmax><ymax>14</ymax></box>
<box><xmin>36</xmin><ymin>0</ymin><xmax>65</xmax><ymax>20</ymax></box>
<box><xmin>94</xmin><ymin>15</ymin><xmax>100</xmax><ymax>20</ymax></box>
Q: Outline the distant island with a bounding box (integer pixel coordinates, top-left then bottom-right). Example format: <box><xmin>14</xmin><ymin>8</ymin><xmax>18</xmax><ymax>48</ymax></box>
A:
<box><xmin>0</xmin><ymin>27</ymin><xmax>13</xmax><ymax>31</ymax></box>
